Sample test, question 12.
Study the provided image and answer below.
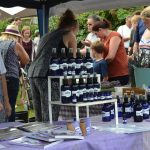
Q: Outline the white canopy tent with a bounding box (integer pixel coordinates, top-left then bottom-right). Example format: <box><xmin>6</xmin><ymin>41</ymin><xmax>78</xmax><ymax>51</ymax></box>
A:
<box><xmin>1</xmin><ymin>0</ymin><xmax>150</xmax><ymax>20</ymax></box>
<box><xmin>0</xmin><ymin>0</ymin><xmax>149</xmax><ymax>35</ymax></box>
<box><xmin>49</xmin><ymin>0</ymin><xmax>150</xmax><ymax>16</ymax></box>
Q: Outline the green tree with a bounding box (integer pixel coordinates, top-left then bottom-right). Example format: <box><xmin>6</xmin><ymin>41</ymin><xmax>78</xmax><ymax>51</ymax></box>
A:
<box><xmin>0</xmin><ymin>20</ymin><xmax>9</xmax><ymax>34</ymax></box>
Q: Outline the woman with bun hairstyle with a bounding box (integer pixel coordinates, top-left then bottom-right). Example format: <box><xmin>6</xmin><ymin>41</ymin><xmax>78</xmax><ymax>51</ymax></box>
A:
<box><xmin>92</xmin><ymin>19</ymin><xmax>129</xmax><ymax>85</ymax></box>
<box><xmin>28</xmin><ymin>9</ymin><xmax>79</xmax><ymax>122</ymax></box>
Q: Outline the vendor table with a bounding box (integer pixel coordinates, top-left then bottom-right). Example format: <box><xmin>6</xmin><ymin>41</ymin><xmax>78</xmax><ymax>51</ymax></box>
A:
<box><xmin>0</xmin><ymin>118</ymin><xmax>150</xmax><ymax>150</ymax></box>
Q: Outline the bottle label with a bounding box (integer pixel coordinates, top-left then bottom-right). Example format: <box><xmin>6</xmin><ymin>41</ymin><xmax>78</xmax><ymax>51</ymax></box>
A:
<box><xmin>69</xmin><ymin>62</ymin><xmax>76</xmax><ymax>67</ymax></box>
<box><xmin>83</xmin><ymin>97</ymin><xmax>87</xmax><ymax>101</ymax></box>
<box><xmin>89</xmin><ymin>88</ymin><xmax>94</xmax><ymax>93</ymax></box>
<box><xmin>136</xmin><ymin>110</ymin><xmax>143</xmax><ymax>116</ymax></box>
<box><xmin>78</xmin><ymin>89</ymin><xmax>83</xmax><ymax>96</ymax></box>
<box><xmin>143</xmin><ymin>108</ymin><xmax>149</xmax><ymax>115</ymax></box>
<box><xmin>125</xmin><ymin>107</ymin><xmax>131</xmax><ymax>113</ymax></box>
<box><xmin>72</xmin><ymin>90</ymin><xmax>79</xmax><ymax>97</ymax></box>
<box><xmin>118</xmin><ymin>107</ymin><xmax>122</xmax><ymax>112</ymax></box>
<box><xmin>89</xmin><ymin>95</ymin><xmax>93</xmax><ymax>101</ymax></box>
<box><xmin>94</xmin><ymin>87</ymin><xmax>99</xmax><ymax>92</ymax></box>
<box><xmin>72</xmin><ymin>90</ymin><xmax>76</xmax><ymax>94</ymax></box>
<box><xmin>72</xmin><ymin>97</ymin><xmax>77</xmax><ymax>103</ymax></box>
<box><xmin>50</xmin><ymin>63</ymin><xmax>59</xmax><ymax>71</ymax></box>
<box><xmin>100</xmin><ymin>95</ymin><xmax>105</xmax><ymax>100</ymax></box>
<box><xmin>86</xmin><ymin>62</ymin><xmax>93</xmax><ymax>69</ymax></box>
<box><xmin>67</xmin><ymin>70</ymin><xmax>72</xmax><ymax>75</ymax></box>
<box><xmin>76</xmin><ymin>63</ymin><xmax>82</xmax><ymax>69</ymax></box>
<box><xmin>131</xmin><ymin>107</ymin><xmax>133</xmax><ymax>113</ymax></box>
<box><xmin>83</xmin><ymin>88</ymin><xmax>86</xmax><ymax>94</ymax></box>
<box><xmin>72</xmin><ymin>70</ymin><xmax>76</xmax><ymax>75</ymax></box>
<box><xmin>111</xmin><ymin>109</ymin><xmax>114</xmax><ymax>115</ymax></box>
<box><xmin>62</xmin><ymin>90</ymin><xmax>71</xmax><ymax>98</ymax></box>
<box><xmin>102</xmin><ymin>111</ymin><xmax>110</xmax><ymax>117</ymax></box>
<box><xmin>60</xmin><ymin>63</ymin><xmax>68</xmax><ymax>69</ymax></box>
<box><xmin>80</xmin><ymin>70</ymin><xmax>85</xmax><ymax>75</ymax></box>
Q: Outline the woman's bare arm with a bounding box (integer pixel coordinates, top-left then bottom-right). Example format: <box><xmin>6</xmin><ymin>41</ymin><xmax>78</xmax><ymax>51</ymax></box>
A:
<box><xmin>15</xmin><ymin>42</ymin><xmax>30</xmax><ymax>66</ymax></box>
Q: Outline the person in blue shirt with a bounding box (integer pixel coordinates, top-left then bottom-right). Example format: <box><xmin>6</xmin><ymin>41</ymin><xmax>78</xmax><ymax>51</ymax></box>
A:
<box><xmin>91</xmin><ymin>41</ymin><xmax>108</xmax><ymax>81</ymax></box>
<box><xmin>133</xmin><ymin>18</ymin><xmax>146</xmax><ymax>53</ymax></box>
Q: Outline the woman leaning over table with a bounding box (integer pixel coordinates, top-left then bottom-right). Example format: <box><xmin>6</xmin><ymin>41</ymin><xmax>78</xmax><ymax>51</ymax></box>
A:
<box><xmin>28</xmin><ymin>9</ymin><xmax>79</xmax><ymax>122</ymax></box>
<box><xmin>92</xmin><ymin>19</ymin><xmax>129</xmax><ymax>85</ymax></box>
<box><xmin>0</xmin><ymin>24</ymin><xmax>29</xmax><ymax>122</ymax></box>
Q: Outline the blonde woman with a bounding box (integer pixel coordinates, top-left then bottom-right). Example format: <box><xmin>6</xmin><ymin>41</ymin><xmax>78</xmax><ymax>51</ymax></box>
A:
<box><xmin>21</xmin><ymin>26</ymin><xmax>35</xmax><ymax>62</ymax></box>
<box><xmin>0</xmin><ymin>24</ymin><xmax>29</xmax><ymax>122</ymax></box>
<box><xmin>128</xmin><ymin>15</ymin><xmax>140</xmax><ymax>55</ymax></box>
<box><xmin>136</xmin><ymin>6</ymin><xmax>150</xmax><ymax>67</ymax></box>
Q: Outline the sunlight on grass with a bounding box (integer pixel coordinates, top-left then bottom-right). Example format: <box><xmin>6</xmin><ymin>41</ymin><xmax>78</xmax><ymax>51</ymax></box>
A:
<box><xmin>16</xmin><ymin>86</ymin><xmax>35</xmax><ymax>119</ymax></box>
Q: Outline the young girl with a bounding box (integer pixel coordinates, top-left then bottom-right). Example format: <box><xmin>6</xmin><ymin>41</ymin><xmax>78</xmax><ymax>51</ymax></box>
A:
<box><xmin>91</xmin><ymin>40</ymin><xmax>108</xmax><ymax>81</ymax></box>
<box><xmin>0</xmin><ymin>52</ymin><xmax>11</xmax><ymax>123</ymax></box>
<box><xmin>21</xmin><ymin>26</ymin><xmax>35</xmax><ymax>64</ymax></box>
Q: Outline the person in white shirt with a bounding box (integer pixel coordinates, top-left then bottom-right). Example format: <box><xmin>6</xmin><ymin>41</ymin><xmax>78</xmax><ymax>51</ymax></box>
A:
<box><xmin>0</xmin><ymin>52</ymin><xmax>11</xmax><ymax>122</ymax></box>
<box><xmin>33</xmin><ymin>30</ymin><xmax>40</xmax><ymax>59</ymax></box>
<box><xmin>81</xmin><ymin>15</ymin><xmax>100</xmax><ymax>57</ymax></box>
<box><xmin>117</xmin><ymin>16</ymin><xmax>132</xmax><ymax>54</ymax></box>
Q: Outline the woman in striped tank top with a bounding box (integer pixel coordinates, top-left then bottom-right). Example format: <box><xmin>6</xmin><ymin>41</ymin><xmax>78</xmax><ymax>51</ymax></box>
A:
<box><xmin>0</xmin><ymin>24</ymin><xmax>29</xmax><ymax>122</ymax></box>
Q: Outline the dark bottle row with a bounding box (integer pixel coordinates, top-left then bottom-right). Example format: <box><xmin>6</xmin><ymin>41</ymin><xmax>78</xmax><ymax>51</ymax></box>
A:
<box><xmin>61</xmin><ymin>73</ymin><xmax>112</xmax><ymax>104</ymax></box>
<box><xmin>49</xmin><ymin>47</ymin><xmax>93</xmax><ymax>76</ymax></box>
<box><xmin>117</xmin><ymin>93</ymin><xmax>150</xmax><ymax>122</ymax></box>
<box><xmin>102</xmin><ymin>92</ymin><xmax>150</xmax><ymax>123</ymax></box>
<box><xmin>102</xmin><ymin>103</ymin><xmax>115</xmax><ymax>122</ymax></box>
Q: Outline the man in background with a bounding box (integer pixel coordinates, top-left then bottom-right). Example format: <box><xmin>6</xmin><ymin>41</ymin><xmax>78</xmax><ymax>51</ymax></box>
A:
<box><xmin>117</xmin><ymin>16</ymin><xmax>132</xmax><ymax>54</ymax></box>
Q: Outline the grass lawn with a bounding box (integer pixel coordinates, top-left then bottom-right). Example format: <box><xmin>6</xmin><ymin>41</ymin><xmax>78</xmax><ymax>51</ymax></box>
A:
<box><xmin>15</xmin><ymin>85</ymin><xmax>35</xmax><ymax>120</ymax></box>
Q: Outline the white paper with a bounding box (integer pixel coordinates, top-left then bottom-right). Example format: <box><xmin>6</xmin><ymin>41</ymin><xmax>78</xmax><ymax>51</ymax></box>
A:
<box><xmin>0</xmin><ymin>144</ymin><xmax>5</xmax><ymax>149</ymax></box>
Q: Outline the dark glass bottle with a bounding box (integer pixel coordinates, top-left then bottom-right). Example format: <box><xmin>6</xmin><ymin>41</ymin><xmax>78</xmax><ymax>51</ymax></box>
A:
<box><xmin>71</xmin><ymin>66</ymin><xmax>76</xmax><ymax>76</ymax></box>
<box><xmin>147</xmin><ymin>88</ymin><xmax>150</xmax><ymax>115</ymax></box>
<box><xmin>49</xmin><ymin>48</ymin><xmax>59</xmax><ymax>76</ymax></box>
<box><xmin>68</xmin><ymin>48</ymin><xmax>76</xmax><ymax>76</ymax></box>
<box><xmin>105</xmin><ymin>91</ymin><xmax>112</xmax><ymax>100</ymax></box>
<box><xmin>71</xmin><ymin>75</ymin><xmax>79</xmax><ymax>103</ymax></box>
<box><xmin>78</xmin><ymin>74</ymin><xmax>86</xmax><ymax>102</ymax></box>
<box><xmin>130</xmin><ymin>92</ymin><xmax>136</xmax><ymax>116</ymax></box>
<box><xmin>122</xmin><ymin>94</ymin><xmax>132</xmax><ymax>118</ymax></box>
<box><xmin>110</xmin><ymin>103</ymin><xmax>115</xmax><ymax>119</ymax></box>
<box><xmin>60</xmin><ymin>48</ymin><xmax>68</xmax><ymax>76</ymax></box>
<box><xmin>63</xmin><ymin>66</ymin><xmax>67</xmax><ymax>76</ymax></box>
<box><xmin>85</xmin><ymin>48</ymin><xmax>93</xmax><ymax>74</ymax></box>
<box><xmin>122</xmin><ymin>113</ymin><xmax>127</xmax><ymax>124</ymax></box>
<box><xmin>93</xmin><ymin>72</ymin><xmax>100</xmax><ymax>101</ymax></box>
<box><xmin>142</xmin><ymin>96</ymin><xmax>149</xmax><ymax>119</ymax></box>
<box><xmin>86</xmin><ymin>74</ymin><xmax>94</xmax><ymax>102</ymax></box>
<box><xmin>117</xmin><ymin>95</ymin><xmax>122</xmax><ymax>117</ymax></box>
<box><xmin>99</xmin><ymin>91</ymin><xmax>105</xmax><ymax>100</ymax></box>
<box><xmin>134</xmin><ymin>98</ymin><xmax>143</xmax><ymax>122</ymax></box>
<box><xmin>139</xmin><ymin>94</ymin><xmax>144</xmax><ymax>104</ymax></box>
<box><xmin>72</xmin><ymin>94</ymin><xmax>77</xmax><ymax>104</ymax></box>
<box><xmin>102</xmin><ymin>104</ymin><xmax>111</xmax><ymax>122</ymax></box>
<box><xmin>61</xmin><ymin>75</ymin><xmax>71</xmax><ymax>104</ymax></box>
<box><xmin>75</xmin><ymin>48</ymin><xmax>83</xmax><ymax>75</ymax></box>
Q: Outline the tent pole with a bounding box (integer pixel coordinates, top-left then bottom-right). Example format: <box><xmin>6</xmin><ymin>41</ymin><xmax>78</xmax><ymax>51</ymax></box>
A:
<box><xmin>42</xmin><ymin>4</ymin><xmax>46</xmax><ymax>35</ymax></box>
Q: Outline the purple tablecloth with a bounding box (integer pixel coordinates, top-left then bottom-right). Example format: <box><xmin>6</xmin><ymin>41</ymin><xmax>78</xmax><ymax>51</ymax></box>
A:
<box><xmin>45</xmin><ymin>130</ymin><xmax>146</xmax><ymax>150</ymax></box>
<box><xmin>1</xmin><ymin>119</ymin><xmax>150</xmax><ymax>150</ymax></box>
